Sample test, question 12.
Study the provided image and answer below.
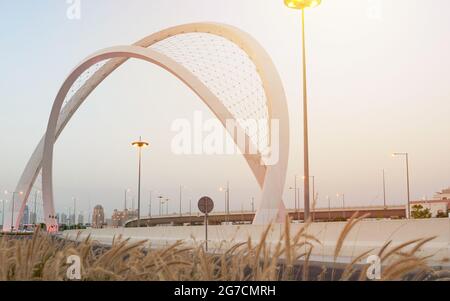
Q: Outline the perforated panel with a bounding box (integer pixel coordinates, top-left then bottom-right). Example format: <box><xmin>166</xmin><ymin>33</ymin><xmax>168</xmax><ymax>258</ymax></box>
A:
<box><xmin>151</xmin><ymin>33</ymin><xmax>270</xmax><ymax>153</ymax></box>
<box><xmin>62</xmin><ymin>61</ymin><xmax>109</xmax><ymax>113</ymax></box>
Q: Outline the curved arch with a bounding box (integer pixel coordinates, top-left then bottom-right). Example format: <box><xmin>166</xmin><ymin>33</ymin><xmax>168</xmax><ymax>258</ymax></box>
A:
<box><xmin>6</xmin><ymin>23</ymin><xmax>289</xmax><ymax>232</ymax></box>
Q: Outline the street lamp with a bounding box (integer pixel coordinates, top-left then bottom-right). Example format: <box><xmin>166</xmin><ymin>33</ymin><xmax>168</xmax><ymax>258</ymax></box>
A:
<box><xmin>392</xmin><ymin>153</ymin><xmax>411</xmax><ymax>219</ymax></box>
<box><xmin>148</xmin><ymin>190</ymin><xmax>152</xmax><ymax>219</ymax></box>
<box><xmin>158</xmin><ymin>196</ymin><xmax>164</xmax><ymax>216</ymax></box>
<box><xmin>382</xmin><ymin>169</ymin><xmax>387</xmax><ymax>209</ymax></box>
<box><xmin>165</xmin><ymin>198</ymin><xmax>169</xmax><ymax>216</ymax></box>
<box><xmin>289</xmin><ymin>175</ymin><xmax>298</xmax><ymax>217</ymax></box>
<box><xmin>179</xmin><ymin>185</ymin><xmax>186</xmax><ymax>217</ymax></box>
<box><xmin>284</xmin><ymin>0</ymin><xmax>321</xmax><ymax>222</ymax></box>
<box><xmin>219</xmin><ymin>181</ymin><xmax>230</xmax><ymax>223</ymax></box>
<box><xmin>132</xmin><ymin>137</ymin><xmax>150</xmax><ymax>228</ymax></box>
<box><xmin>284</xmin><ymin>0</ymin><xmax>321</xmax><ymax>9</ymax></box>
<box><xmin>303</xmin><ymin>175</ymin><xmax>316</xmax><ymax>221</ymax></box>
<box><xmin>326</xmin><ymin>195</ymin><xmax>331</xmax><ymax>221</ymax></box>
<box><xmin>124</xmin><ymin>188</ymin><xmax>131</xmax><ymax>211</ymax></box>
<box><xmin>0</xmin><ymin>199</ymin><xmax>6</xmax><ymax>228</ymax></box>
<box><xmin>4</xmin><ymin>190</ymin><xmax>23</xmax><ymax>232</ymax></box>
<box><xmin>337</xmin><ymin>193</ymin><xmax>345</xmax><ymax>219</ymax></box>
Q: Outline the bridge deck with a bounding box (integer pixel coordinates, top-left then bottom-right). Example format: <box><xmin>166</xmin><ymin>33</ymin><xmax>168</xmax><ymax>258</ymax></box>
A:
<box><xmin>125</xmin><ymin>206</ymin><xmax>407</xmax><ymax>227</ymax></box>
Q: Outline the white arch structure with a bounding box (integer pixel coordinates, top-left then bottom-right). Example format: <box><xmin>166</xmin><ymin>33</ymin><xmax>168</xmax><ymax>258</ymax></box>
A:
<box><xmin>4</xmin><ymin>23</ymin><xmax>290</xmax><ymax>232</ymax></box>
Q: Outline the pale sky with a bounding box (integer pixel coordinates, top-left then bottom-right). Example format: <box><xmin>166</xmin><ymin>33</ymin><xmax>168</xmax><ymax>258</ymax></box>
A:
<box><xmin>1</xmin><ymin>0</ymin><xmax>449</xmax><ymax>218</ymax></box>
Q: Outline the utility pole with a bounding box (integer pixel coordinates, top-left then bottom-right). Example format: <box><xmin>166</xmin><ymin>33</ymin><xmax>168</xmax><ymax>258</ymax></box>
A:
<box><xmin>179</xmin><ymin>185</ymin><xmax>183</xmax><ymax>217</ymax></box>
<box><xmin>383</xmin><ymin>169</ymin><xmax>387</xmax><ymax>209</ymax></box>
<box><xmin>149</xmin><ymin>191</ymin><xmax>152</xmax><ymax>218</ymax></box>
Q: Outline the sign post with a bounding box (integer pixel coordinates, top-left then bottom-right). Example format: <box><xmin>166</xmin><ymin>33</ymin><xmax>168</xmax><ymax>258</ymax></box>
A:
<box><xmin>198</xmin><ymin>196</ymin><xmax>214</xmax><ymax>252</ymax></box>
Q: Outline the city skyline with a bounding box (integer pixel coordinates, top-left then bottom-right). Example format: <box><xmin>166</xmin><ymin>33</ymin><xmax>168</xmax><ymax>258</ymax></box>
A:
<box><xmin>1</xmin><ymin>0</ymin><xmax>450</xmax><ymax>218</ymax></box>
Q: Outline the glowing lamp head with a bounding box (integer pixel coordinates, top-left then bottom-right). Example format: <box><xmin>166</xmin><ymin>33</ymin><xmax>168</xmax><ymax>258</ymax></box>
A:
<box><xmin>132</xmin><ymin>138</ymin><xmax>150</xmax><ymax>149</ymax></box>
<box><xmin>284</xmin><ymin>0</ymin><xmax>321</xmax><ymax>10</ymax></box>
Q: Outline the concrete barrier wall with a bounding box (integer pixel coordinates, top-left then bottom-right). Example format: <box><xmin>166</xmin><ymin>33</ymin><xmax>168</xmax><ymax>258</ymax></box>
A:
<box><xmin>63</xmin><ymin>219</ymin><xmax>450</xmax><ymax>267</ymax></box>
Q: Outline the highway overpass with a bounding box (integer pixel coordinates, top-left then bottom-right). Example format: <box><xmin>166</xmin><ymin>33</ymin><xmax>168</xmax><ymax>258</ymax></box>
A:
<box><xmin>125</xmin><ymin>206</ymin><xmax>407</xmax><ymax>227</ymax></box>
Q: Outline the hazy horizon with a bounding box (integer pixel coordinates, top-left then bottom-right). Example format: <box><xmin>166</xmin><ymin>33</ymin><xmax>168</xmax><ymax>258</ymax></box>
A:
<box><xmin>1</xmin><ymin>0</ymin><xmax>450</xmax><ymax>219</ymax></box>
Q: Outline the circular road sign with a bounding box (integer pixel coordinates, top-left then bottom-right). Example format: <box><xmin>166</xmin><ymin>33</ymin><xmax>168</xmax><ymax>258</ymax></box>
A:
<box><xmin>198</xmin><ymin>197</ymin><xmax>214</xmax><ymax>214</ymax></box>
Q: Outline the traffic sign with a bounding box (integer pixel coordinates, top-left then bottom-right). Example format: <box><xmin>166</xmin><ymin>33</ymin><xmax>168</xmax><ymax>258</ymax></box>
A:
<box><xmin>198</xmin><ymin>197</ymin><xmax>214</xmax><ymax>214</ymax></box>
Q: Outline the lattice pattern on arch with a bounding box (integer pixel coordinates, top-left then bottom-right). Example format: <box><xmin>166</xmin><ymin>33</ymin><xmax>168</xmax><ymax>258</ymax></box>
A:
<box><xmin>151</xmin><ymin>33</ymin><xmax>271</xmax><ymax>154</ymax></box>
<box><xmin>61</xmin><ymin>61</ymin><xmax>110</xmax><ymax>114</ymax></box>
<box><xmin>57</xmin><ymin>33</ymin><xmax>272</xmax><ymax>155</ymax></box>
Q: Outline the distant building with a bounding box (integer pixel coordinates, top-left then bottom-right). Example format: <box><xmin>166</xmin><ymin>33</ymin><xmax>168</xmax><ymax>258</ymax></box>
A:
<box><xmin>78</xmin><ymin>214</ymin><xmax>84</xmax><ymax>225</ymax></box>
<box><xmin>411</xmin><ymin>187</ymin><xmax>450</xmax><ymax>217</ymax></box>
<box><xmin>21</xmin><ymin>205</ymin><xmax>29</xmax><ymax>225</ymax></box>
<box><xmin>111</xmin><ymin>209</ymin><xmax>138</xmax><ymax>228</ymax></box>
<box><xmin>434</xmin><ymin>188</ymin><xmax>450</xmax><ymax>201</ymax></box>
<box><xmin>60</xmin><ymin>213</ymin><xmax>68</xmax><ymax>225</ymax></box>
<box><xmin>29</xmin><ymin>212</ymin><xmax>37</xmax><ymax>224</ymax></box>
<box><xmin>92</xmin><ymin>205</ymin><xmax>105</xmax><ymax>228</ymax></box>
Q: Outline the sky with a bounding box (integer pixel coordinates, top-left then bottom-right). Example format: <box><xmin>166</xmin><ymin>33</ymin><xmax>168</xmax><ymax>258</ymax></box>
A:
<box><xmin>0</xmin><ymin>0</ymin><xmax>450</xmax><ymax>218</ymax></box>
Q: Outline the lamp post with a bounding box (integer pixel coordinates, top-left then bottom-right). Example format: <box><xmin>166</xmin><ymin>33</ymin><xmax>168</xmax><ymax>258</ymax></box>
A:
<box><xmin>382</xmin><ymin>169</ymin><xmax>387</xmax><ymax>209</ymax></box>
<box><xmin>289</xmin><ymin>175</ymin><xmax>298</xmax><ymax>219</ymax></box>
<box><xmin>179</xmin><ymin>185</ymin><xmax>184</xmax><ymax>217</ymax></box>
<box><xmin>124</xmin><ymin>188</ymin><xmax>130</xmax><ymax>211</ymax></box>
<box><xmin>303</xmin><ymin>175</ymin><xmax>316</xmax><ymax>220</ymax></box>
<box><xmin>1</xmin><ymin>199</ymin><xmax>6</xmax><ymax>228</ymax></box>
<box><xmin>392</xmin><ymin>153</ymin><xmax>411</xmax><ymax>219</ymax></box>
<box><xmin>327</xmin><ymin>195</ymin><xmax>331</xmax><ymax>221</ymax></box>
<box><xmin>219</xmin><ymin>182</ymin><xmax>230</xmax><ymax>223</ymax></box>
<box><xmin>148</xmin><ymin>191</ymin><xmax>152</xmax><ymax>219</ymax></box>
<box><xmin>165</xmin><ymin>198</ymin><xmax>169</xmax><ymax>216</ymax></box>
<box><xmin>284</xmin><ymin>0</ymin><xmax>321</xmax><ymax>222</ymax></box>
<box><xmin>158</xmin><ymin>196</ymin><xmax>164</xmax><ymax>216</ymax></box>
<box><xmin>132</xmin><ymin>137</ymin><xmax>150</xmax><ymax>228</ymax></box>
<box><xmin>0</xmin><ymin>200</ymin><xmax>6</xmax><ymax>229</ymax></box>
<box><xmin>337</xmin><ymin>193</ymin><xmax>345</xmax><ymax>219</ymax></box>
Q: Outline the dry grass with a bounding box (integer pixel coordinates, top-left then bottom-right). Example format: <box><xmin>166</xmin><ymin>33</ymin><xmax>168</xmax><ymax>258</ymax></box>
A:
<box><xmin>0</xmin><ymin>216</ymin><xmax>448</xmax><ymax>281</ymax></box>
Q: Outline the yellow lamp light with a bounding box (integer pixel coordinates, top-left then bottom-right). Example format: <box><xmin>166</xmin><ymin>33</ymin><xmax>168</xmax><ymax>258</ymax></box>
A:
<box><xmin>284</xmin><ymin>0</ymin><xmax>321</xmax><ymax>10</ymax></box>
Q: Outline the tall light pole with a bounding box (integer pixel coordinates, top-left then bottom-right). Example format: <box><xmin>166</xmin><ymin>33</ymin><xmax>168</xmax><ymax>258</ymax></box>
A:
<box><xmin>158</xmin><ymin>196</ymin><xmax>163</xmax><ymax>216</ymax></box>
<box><xmin>148</xmin><ymin>191</ymin><xmax>152</xmax><ymax>219</ymax></box>
<box><xmin>382</xmin><ymin>169</ymin><xmax>387</xmax><ymax>209</ymax></box>
<box><xmin>165</xmin><ymin>198</ymin><xmax>169</xmax><ymax>216</ymax></box>
<box><xmin>179</xmin><ymin>185</ymin><xmax>183</xmax><ymax>217</ymax></box>
<box><xmin>1</xmin><ymin>199</ymin><xmax>6</xmax><ymax>227</ymax></box>
<box><xmin>132</xmin><ymin>137</ymin><xmax>150</xmax><ymax>228</ymax></box>
<box><xmin>219</xmin><ymin>181</ymin><xmax>230</xmax><ymax>223</ymax></box>
<box><xmin>289</xmin><ymin>175</ymin><xmax>298</xmax><ymax>216</ymax></box>
<box><xmin>337</xmin><ymin>193</ymin><xmax>345</xmax><ymax>219</ymax></box>
<box><xmin>304</xmin><ymin>175</ymin><xmax>316</xmax><ymax>220</ymax></box>
<box><xmin>393</xmin><ymin>153</ymin><xmax>411</xmax><ymax>219</ymax></box>
<box><xmin>284</xmin><ymin>0</ymin><xmax>321</xmax><ymax>222</ymax></box>
<box><xmin>124</xmin><ymin>188</ymin><xmax>130</xmax><ymax>211</ymax></box>
<box><xmin>327</xmin><ymin>195</ymin><xmax>331</xmax><ymax>221</ymax></box>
